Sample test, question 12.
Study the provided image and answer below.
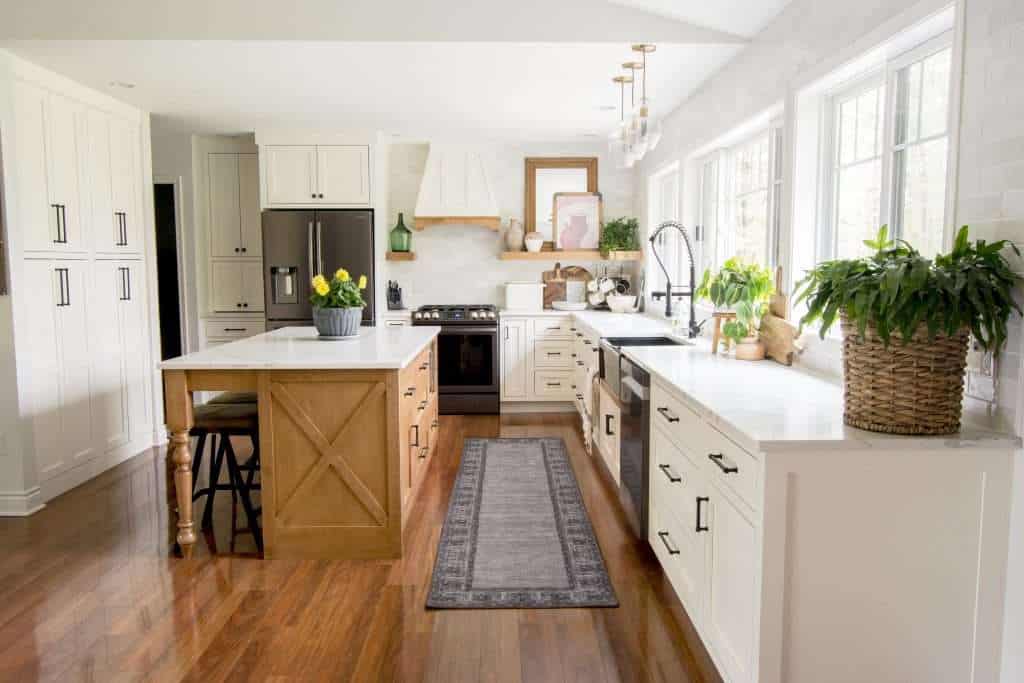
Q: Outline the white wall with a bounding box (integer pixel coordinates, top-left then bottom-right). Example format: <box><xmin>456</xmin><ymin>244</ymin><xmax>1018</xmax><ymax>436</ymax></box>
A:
<box><xmin>954</xmin><ymin>0</ymin><xmax>1024</xmax><ymax>679</ymax></box>
<box><xmin>382</xmin><ymin>141</ymin><xmax>635</xmax><ymax>308</ymax></box>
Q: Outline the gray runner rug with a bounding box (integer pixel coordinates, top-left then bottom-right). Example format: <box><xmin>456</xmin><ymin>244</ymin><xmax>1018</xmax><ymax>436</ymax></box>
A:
<box><xmin>426</xmin><ymin>437</ymin><xmax>618</xmax><ymax>609</ymax></box>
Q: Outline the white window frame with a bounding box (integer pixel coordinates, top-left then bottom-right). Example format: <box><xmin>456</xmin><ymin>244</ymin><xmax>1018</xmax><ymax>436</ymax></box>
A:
<box><xmin>698</xmin><ymin>121</ymin><xmax>783</xmax><ymax>271</ymax></box>
<box><xmin>646</xmin><ymin>161</ymin><xmax>682</xmax><ymax>296</ymax></box>
<box><xmin>818</xmin><ymin>30</ymin><xmax>954</xmax><ymax>262</ymax></box>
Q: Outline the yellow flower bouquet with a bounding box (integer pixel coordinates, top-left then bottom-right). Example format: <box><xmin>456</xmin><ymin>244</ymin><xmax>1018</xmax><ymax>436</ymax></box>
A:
<box><xmin>309</xmin><ymin>268</ymin><xmax>369</xmax><ymax>338</ymax></box>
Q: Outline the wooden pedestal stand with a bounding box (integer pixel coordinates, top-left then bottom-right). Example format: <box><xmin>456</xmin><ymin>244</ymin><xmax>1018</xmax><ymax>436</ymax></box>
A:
<box><xmin>710</xmin><ymin>312</ymin><xmax>737</xmax><ymax>355</ymax></box>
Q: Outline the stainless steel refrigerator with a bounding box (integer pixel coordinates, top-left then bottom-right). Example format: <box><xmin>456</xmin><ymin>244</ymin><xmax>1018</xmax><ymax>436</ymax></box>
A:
<box><xmin>262</xmin><ymin>209</ymin><xmax>375</xmax><ymax>329</ymax></box>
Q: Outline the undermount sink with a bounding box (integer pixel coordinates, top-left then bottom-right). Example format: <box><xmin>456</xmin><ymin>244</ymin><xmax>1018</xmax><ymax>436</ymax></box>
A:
<box><xmin>603</xmin><ymin>336</ymin><xmax>692</xmax><ymax>347</ymax></box>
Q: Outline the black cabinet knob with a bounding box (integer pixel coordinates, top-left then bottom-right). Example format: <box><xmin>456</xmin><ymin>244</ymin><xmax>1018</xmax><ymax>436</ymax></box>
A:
<box><xmin>241</xmin><ymin>247</ymin><xmax>247</xmax><ymax>253</ymax></box>
<box><xmin>236</xmin><ymin>303</ymin><xmax>242</xmax><ymax>308</ymax></box>
<box><xmin>234</xmin><ymin>247</ymin><xmax>240</xmax><ymax>252</ymax></box>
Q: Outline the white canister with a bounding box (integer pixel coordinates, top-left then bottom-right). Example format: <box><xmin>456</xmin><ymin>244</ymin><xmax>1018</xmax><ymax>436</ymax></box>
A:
<box><xmin>505</xmin><ymin>282</ymin><xmax>546</xmax><ymax>311</ymax></box>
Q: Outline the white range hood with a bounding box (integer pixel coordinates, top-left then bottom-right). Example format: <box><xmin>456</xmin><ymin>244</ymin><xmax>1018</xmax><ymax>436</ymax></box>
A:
<box><xmin>413</xmin><ymin>144</ymin><xmax>500</xmax><ymax>230</ymax></box>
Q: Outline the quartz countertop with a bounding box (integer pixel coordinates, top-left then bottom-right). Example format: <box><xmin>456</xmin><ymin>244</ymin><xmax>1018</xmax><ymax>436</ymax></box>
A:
<box><xmin>161</xmin><ymin>325</ymin><xmax>440</xmax><ymax>370</ymax></box>
<box><xmin>623</xmin><ymin>341</ymin><xmax>1019</xmax><ymax>452</ymax></box>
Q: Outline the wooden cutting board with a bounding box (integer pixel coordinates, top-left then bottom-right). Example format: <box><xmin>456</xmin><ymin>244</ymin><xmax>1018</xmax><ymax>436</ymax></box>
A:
<box><xmin>760</xmin><ymin>313</ymin><xmax>802</xmax><ymax>366</ymax></box>
<box><xmin>769</xmin><ymin>266</ymin><xmax>788</xmax><ymax>318</ymax></box>
<box><xmin>542</xmin><ymin>264</ymin><xmax>592</xmax><ymax>309</ymax></box>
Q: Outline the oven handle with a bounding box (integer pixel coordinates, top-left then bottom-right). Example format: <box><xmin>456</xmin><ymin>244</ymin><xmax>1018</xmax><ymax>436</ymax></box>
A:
<box><xmin>438</xmin><ymin>326</ymin><xmax>498</xmax><ymax>335</ymax></box>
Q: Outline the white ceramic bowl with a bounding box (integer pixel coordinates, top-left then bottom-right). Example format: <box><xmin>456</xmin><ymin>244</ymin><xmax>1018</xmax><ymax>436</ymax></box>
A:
<box><xmin>606</xmin><ymin>295</ymin><xmax>638</xmax><ymax>314</ymax></box>
<box><xmin>524</xmin><ymin>237</ymin><xmax>544</xmax><ymax>253</ymax></box>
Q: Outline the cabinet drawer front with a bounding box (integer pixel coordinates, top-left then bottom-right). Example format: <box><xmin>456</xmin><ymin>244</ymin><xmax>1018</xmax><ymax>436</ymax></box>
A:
<box><xmin>534</xmin><ymin>340</ymin><xmax>572</xmax><ymax>369</ymax></box>
<box><xmin>533</xmin><ymin>370</ymin><xmax>573</xmax><ymax>399</ymax></box>
<box><xmin>652</xmin><ymin>381</ymin><xmax>761</xmax><ymax>512</ymax></box>
<box><xmin>203</xmin><ymin>320</ymin><xmax>264</xmax><ymax>339</ymax></box>
<box><xmin>532</xmin><ymin>317</ymin><xmax>573</xmax><ymax>340</ymax></box>
<box><xmin>652</xmin><ymin>426</ymin><xmax>701</xmax><ymax>528</ymax></box>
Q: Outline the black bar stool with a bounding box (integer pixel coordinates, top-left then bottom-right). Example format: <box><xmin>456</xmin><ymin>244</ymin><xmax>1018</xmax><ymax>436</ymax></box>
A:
<box><xmin>190</xmin><ymin>402</ymin><xmax>262</xmax><ymax>552</ymax></box>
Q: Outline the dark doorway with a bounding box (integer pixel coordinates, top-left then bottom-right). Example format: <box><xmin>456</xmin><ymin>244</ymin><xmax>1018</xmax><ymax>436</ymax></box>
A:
<box><xmin>154</xmin><ymin>183</ymin><xmax>182</xmax><ymax>360</ymax></box>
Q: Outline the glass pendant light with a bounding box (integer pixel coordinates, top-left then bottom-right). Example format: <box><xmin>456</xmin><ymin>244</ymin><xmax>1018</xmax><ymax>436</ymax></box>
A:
<box><xmin>611</xmin><ymin>75</ymin><xmax>633</xmax><ymax>169</ymax></box>
<box><xmin>631</xmin><ymin>44</ymin><xmax>658</xmax><ymax>159</ymax></box>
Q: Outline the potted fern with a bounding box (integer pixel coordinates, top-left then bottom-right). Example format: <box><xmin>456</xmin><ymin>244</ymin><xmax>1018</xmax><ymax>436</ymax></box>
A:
<box><xmin>310</xmin><ymin>268</ymin><xmax>368</xmax><ymax>339</ymax></box>
<box><xmin>599</xmin><ymin>217</ymin><xmax>640</xmax><ymax>257</ymax></box>
<box><xmin>696</xmin><ymin>257</ymin><xmax>774</xmax><ymax>360</ymax></box>
<box><xmin>795</xmin><ymin>226</ymin><xmax>1020</xmax><ymax>435</ymax></box>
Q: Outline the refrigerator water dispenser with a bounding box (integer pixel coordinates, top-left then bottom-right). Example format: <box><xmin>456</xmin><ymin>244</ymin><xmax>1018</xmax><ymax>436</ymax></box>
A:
<box><xmin>271</xmin><ymin>266</ymin><xmax>299</xmax><ymax>305</ymax></box>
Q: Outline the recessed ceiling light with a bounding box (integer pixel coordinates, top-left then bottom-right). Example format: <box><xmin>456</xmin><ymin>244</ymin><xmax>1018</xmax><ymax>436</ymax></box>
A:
<box><xmin>109</xmin><ymin>81</ymin><xmax>135</xmax><ymax>89</ymax></box>
<box><xmin>597</xmin><ymin>105</ymin><xmax>616</xmax><ymax>112</ymax></box>
<box><xmin>580</xmin><ymin>133</ymin><xmax>602</xmax><ymax>138</ymax></box>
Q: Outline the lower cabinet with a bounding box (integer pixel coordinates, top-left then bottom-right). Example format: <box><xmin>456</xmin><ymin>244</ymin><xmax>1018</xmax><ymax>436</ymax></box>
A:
<box><xmin>500</xmin><ymin>318</ymin><xmax>527</xmax><ymax>400</ymax></box>
<box><xmin>596</xmin><ymin>382</ymin><xmax>621</xmax><ymax>483</ymax></box>
<box><xmin>211</xmin><ymin>260</ymin><xmax>265</xmax><ymax>313</ymax></box>
<box><xmin>22</xmin><ymin>259</ymin><xmax>95</xmax><ymax>479</ymax></box>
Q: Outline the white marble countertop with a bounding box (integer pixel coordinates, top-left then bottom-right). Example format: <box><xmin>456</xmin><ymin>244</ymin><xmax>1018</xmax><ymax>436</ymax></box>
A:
<box><xmin>624</xmin><ymin>341</ymin><xmax>1019</xmax><ymax>451</ymax></box>
<box><xmin>161</xmin><ymin>325</ymin><xmax>440</xmax><ymax>370</ymax></box>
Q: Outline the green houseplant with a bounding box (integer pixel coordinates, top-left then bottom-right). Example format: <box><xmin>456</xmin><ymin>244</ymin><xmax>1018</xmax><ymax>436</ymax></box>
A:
<box><xmin>795</xmin><ymin>225</ymin><xmax>1021</xmax><ymax>434</ymax></box>
<box><xmin>310</xmin><ymin>268</ymin><xmax>368</xmax><ymax>338</ymax></box>
<box><xmin>697</xmin><ymin>257</ymin><xmax>775</xmax><ymax>357</ymax></box>
<box><xmin>599</xmin><ymin>217</ymin><xmax>640</xmax><ymax>255</ymax></box>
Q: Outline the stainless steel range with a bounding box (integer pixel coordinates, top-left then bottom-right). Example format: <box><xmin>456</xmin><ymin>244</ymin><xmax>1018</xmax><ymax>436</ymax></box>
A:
<box><xmin>412</xmin><ymin>305</ymin><xmax>499</xmax><ymax>415</ymax></box>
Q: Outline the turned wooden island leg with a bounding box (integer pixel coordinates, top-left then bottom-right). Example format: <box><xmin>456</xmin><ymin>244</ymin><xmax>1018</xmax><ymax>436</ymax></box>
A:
<box><xmin>164</xmin><ymin>370</ymin><xmax>196</xmax><ymax>558</ymax></box>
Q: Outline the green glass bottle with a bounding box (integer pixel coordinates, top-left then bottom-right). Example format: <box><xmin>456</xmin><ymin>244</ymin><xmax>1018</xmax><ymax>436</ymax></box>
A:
<box><xmin>389</xmin><ymin>212</ymin><xmax>413</xmax><ymax>252</ymax></box>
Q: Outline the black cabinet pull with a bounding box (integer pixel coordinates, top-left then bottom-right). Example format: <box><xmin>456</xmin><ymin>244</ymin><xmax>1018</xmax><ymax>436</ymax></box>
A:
<box><xmin>403</xmin><ymin>387</ymin><xmax>415</xmax><ymax>397</ymax></box>
<box><xmin>576</xmin><ymin>360</ymin><xmax>584</xmax><ymax>366</ymax></box>
<box><xmin>575</xmin><ymin>393</ymin><xmax>583</xmax><ymax>400</ymax></box>
<box><xmin>55</xmin><ymin>268</ymin><xmax>70</xmax><ymax>307</ymax></box>
<box><xmin>546</xmin><ymin>352</ymin><xmax>561</xmax><ymax>356</ymax></box>
<box><xmin>696</xmin><ymin>497</ymin><xmax>709</xmax><ymax>533</ymax></box>
<box><xmin>431</xmin><ymin>420</ymin><xmax>439</xmax><ymax>430</ymax></box>
<box><xmin>659</xmin><ymin>463</ymin><xmax>681</xmax><ymax>483</ymax></box>
<box><xmin>411</xmin><ymin>425</ymin><xmax>420</xmax><ymax>447</ymax></box>
<box><xmin>418</xmin><ymin>447</ymin><xmax>428</xmax><ymax>459</ymax></box>
<box><xmin>223</xmin><ymin>328</ymin><xmax>247</xmax><ymax>332</ymax></box>
<box><xmin>657</xmin><ymin>531</ymin><xmax>681</xmax><ymax>555</ymax></box>
<box><xmin>605</xmin><ymin>414</ymin><xmax>615</xmax><ymax>436</ymax></box>
<box><xmin>657</xmin><ymin>406</ymin><xmax>680</xmax><ymax>423</ymax></box>
<box><xmin>546</xmin><ymin>382</ymin><xmax>561</xmax><ymax>387</ymax></box>
<box><xmin>418</xmin><ymin>400</ymin><xmax>427</xmax><ymax>411</ymax></box>
<box><xmin>52</xmin><ymin>204</ymin><xmax>67</xmax><ymax>244</ymax></box>
<box><xmin>115</xmin><ymin>212</ymin><xmax>127</xmax><ymax>246</ymax></box>
<box><xmin>708</xmin><ymin>452</ymin><xmax>738</xmax><ymax>474</ymax></box>
<box><xmin>118</xmin><ymin>267</ymin><xmax>131</xmax><ymax>301</ymax></box>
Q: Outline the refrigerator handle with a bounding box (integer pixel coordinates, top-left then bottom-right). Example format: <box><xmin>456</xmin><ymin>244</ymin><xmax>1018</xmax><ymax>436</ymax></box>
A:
<box><xmin>316</xmin><ymin>221</ymin><xmax>323</xmax><ymax>275</ymax></box>
<box><xmin>307</xmin><ymin>221</ymin><xmax>315</xmax><ymax>277</ymax></box>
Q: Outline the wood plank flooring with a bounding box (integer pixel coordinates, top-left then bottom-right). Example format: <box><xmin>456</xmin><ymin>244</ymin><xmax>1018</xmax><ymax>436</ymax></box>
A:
<box><xmin>0</xmin><ymin>414</ymin><xmax>721</xmax><ymax>682</ymax></box>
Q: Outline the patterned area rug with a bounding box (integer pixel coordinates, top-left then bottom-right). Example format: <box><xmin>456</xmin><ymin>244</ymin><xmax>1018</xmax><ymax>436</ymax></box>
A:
<box><xmin>426</xmin><ymin>437</ymin><xmax>618</xmax><ymax>609</ymax></box>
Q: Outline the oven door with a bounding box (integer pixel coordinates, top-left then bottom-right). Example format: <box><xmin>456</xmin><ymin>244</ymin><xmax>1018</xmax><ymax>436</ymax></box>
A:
<box><xmin>436</xmin><ymin>326</ymin><xmax>499</xmax><ymax>394</ymax></box>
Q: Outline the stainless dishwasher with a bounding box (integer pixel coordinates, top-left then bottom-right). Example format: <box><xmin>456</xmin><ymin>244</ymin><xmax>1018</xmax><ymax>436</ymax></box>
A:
<box><xmin>618</xmin><ymin>353</ymin><xmax>651</xmax><ymax>539</ymax></box>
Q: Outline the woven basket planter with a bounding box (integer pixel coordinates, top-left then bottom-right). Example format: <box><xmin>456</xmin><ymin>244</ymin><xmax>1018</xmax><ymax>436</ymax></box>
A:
<box><xmin>840</xmin><ymin>317</ymin><xmax>969</xmax><ymax>435</ymax></box>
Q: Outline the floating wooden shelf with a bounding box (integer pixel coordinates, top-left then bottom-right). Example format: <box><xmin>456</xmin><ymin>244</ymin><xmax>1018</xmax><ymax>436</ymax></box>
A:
<box><xmin>386</xmin><ymin>251</ymin><xmax>416</xmax><ymax>261</ymax></box>
<box><xmin>499</xmin><ymin>249</ymin><xmax>643</xmax><ymax>262</ymax></box>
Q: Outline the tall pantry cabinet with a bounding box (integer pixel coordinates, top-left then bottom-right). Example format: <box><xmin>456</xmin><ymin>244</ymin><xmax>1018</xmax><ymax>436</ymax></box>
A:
<box><xmin>8</xmin><ymin>64</ymin><xmax>156</xmax><ymax>504</ymax></box>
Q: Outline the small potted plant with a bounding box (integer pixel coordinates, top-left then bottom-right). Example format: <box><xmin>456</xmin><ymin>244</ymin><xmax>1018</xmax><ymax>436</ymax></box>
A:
<box><xmin>599</xmin><ymin>217</ymin><xmax>640</xmax><ymax>257</ymax></box>
<box><xmin>696</xmin><ymin>257</ymin><xmax>774</xmax><ymax>359</ymax></box>
<box><xmin>795</xmin><ymin>226</ymin><xmax>1021</xmax><ymax>435</ymax></box>
<box><xmin>310</xmin><ymin>268</ymin><xmax>368</xmax><ymax>339</ymax></box>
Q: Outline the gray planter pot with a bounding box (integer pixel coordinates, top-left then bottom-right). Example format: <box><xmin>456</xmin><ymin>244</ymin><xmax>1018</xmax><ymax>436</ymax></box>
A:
<box><xmin>313</xmin><ymin>306</ymin><xmax>363</xmax><ymax>337</ymax></box>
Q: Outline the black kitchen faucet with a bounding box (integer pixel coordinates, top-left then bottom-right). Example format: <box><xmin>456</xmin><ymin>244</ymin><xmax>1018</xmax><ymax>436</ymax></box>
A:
<box><xmin>649</xmin><ymin>221</ymin><xmax>703</xmax><ymax>339</ymax></box>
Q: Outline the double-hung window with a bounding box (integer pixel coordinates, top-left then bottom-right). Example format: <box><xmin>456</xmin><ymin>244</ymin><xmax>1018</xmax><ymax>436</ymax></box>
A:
<box><xmin>648</xmin><ymin>163</ymin><xmax>681</xmax><ymax>295</ymax></box>
<box><xmin>822</xmin><ymin>34</ymin><xmax>952</xmax><ymax>260</ymax></box>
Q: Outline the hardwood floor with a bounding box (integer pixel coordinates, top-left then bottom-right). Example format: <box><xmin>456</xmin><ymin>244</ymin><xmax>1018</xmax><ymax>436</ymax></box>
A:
<box><xmin>0</xmin><ymin>414</ymin><xmax>720</xmax><ymax>682</ymax></box>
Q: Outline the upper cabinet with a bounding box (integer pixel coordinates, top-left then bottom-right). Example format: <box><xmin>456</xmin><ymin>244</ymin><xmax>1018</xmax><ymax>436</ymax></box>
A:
<box><xmin>263</xmin><ymin>144</ymin><xmax>370</xmax><ymax>207</ymax></box>
<box><xmin>12</xmin><ymin>78</ymin><xmax>143</xmax><ymax>256</ymax></box>
<box><xmin>209</xmin><ymin>151</ymin><xmax>261</xmax><ymax>257</ymax></box>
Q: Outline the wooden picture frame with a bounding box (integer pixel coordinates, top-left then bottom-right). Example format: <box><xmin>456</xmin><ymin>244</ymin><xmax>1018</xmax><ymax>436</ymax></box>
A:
<box><xmin>524</xmin><ymin>157</ymin><xmax>598</xmax><ymax>248</ymax></box>
<box><xmin>552</xmin><ymin>192</ymin><xmax>603</xmax><ymax>251</ymax></box>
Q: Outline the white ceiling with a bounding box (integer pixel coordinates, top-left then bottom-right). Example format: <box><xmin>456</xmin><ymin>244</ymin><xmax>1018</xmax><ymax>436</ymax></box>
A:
<box><xmin>1</xmin><ymin>0</ymin><xmax>786</xmax><ymax>141</ymax></box>
<box><xmin>608</xmin><ymin>0</ymin><xmax>794</xmax><ymax>38</ymax></box>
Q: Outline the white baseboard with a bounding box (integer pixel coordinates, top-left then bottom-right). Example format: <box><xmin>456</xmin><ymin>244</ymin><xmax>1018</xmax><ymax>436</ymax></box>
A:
<box><xmin>0</xmin><ymin>487</ymin><xmax>45</xmax><ymax>516</ymax></box>
<box><xmin>40</xmin><ymin>429</ymin><xmax>158</xmax><ymax>504</ymax></box>
<box><xmin>501</xmin><ymin>402</ymin><xmax>576</xmax><ymax>414</ymax></box>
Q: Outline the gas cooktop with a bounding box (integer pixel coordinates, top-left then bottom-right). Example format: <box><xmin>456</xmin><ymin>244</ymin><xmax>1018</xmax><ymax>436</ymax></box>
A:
<box><xmin>411</xmin><ymin>304</ymin><xmax>498</xmax><ymax>324</ymax></box>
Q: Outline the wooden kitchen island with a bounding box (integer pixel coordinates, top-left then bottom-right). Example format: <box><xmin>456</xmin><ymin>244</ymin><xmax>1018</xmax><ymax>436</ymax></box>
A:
<box><xmin>161</xmin><ymin>325</ymin><xmax>440</xmax><ymax>560</ymax></box>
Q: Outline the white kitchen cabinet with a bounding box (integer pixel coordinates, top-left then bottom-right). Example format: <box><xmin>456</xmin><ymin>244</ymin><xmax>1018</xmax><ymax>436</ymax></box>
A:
<box><xmin>91</xmin><ymin>261</ymin><xmax>129</xmax><ymax>450</ymax></box>
<box><xmin>22</xmin><ymin>260</ymin><xmax>95</xmax><ymax>480</ymax></box>
<box><xmin>500</xmin><ymin>319</ymin><xmax>527</xmax><ymax>400</ymax></box>
<box><xmin>209</xmin><ymin>153</ymin><xmax>241</xmax><ymax>257</ymax></box>
<box><xmin>263</xmin><ymin>144</ymin><xmax>371</xmax><ymax>207</ymax></box>
<box><xmin>211</xmin><ymin>260</ymin><xmax>264</xmax><ymax>313</ymax></box>
<box><xmin>705</xmin><ymin>490</ymin><xmax>758</xmax><ymax>683</ymax></box>
<box><xmin>209</xmin><ymin>152</ymin><xmax>262</xmax><ymax>257</ymax></box>
<box><xmin>107</xmin><ymin>117</ymin><xmax>141</xmax><ymax>254</ymax></box>
<box><xmin>13</xmin><ymin>82</ymin><xmax>88</xmax><ymax>254</ymax></box>
<box><xmin>238</xmin><ymin>153</ymin><xmax>262</xmax><ymax>256</ymax></box>
<box><xmin>265</xmin><ymin>145</ymin><xmax>317</xmax><ymax>204</ymax></box>
<box><xmin>84</xmin><ymin>109</ymin><xmax>116</xmax><ymax>253</ymax></box>
<box><xmin>317</xmin><ymin>145</ymin><xmax>370</xmax><ymax>205</ymax></box>
<box><xmin>596</xmin><ymin>382</ymin><xmax>620</xmax><ymax>483</ymax></box>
